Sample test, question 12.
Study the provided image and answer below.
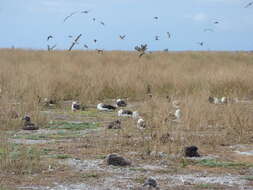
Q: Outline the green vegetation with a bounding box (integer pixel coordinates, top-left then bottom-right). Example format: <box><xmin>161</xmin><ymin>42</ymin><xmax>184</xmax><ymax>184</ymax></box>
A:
<box><xmin>52</xmin><ymin>154</ymin><xmax>71</xmax><ymax>159</ymax></box>
<box><xmin>196</xmin><ymin>159</ymin><xmax>253</xmax><ymax>169</ymax></box>
<box><xmin>47</xmin><ymin>121</ymin><xmax>99</xmax><ymax>130</ymax></box>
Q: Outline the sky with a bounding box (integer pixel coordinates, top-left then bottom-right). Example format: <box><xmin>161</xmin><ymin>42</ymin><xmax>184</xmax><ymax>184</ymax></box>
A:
<box><xmin>0</xmin><ymin>0</ymin><xmax>253</xmax><ymax>51</ymax></box>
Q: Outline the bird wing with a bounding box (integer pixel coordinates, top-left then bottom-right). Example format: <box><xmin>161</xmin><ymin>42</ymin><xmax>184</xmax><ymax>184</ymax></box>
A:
<box><xmin>63</xmin><ymin>11</ymin><xmax>78</xmax><ymax>22</ymax></box>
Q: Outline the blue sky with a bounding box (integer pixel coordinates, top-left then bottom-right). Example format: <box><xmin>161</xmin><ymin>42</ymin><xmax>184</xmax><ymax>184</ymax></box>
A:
<box><xmin>1</xmin><ymin>0</ymin><xmax>253</xmax><ymax>51</ymax></box>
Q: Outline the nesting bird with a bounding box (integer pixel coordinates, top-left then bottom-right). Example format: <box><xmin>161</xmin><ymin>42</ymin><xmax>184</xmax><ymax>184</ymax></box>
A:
<box><xmin>97</xmin><ymin>103</ymin><xmax>116</xmax><ymax>111</ymax></box>
<box><xmin>184</xmin><ymin>146</ymin><xmax>200</xmax><ymax>157</ymax></box>
<box><xmin>106</xmin><ymin>154</ymin><xmax>131</xmax><ymax>166</ymax></box>
<box><xmin>137</xmin><ymin>118</ymin><xmax>146</xmax><ymax>129</ymax></box>
<box><xmin>22</xmin><ymin>116</ymin><xmax>39</xmax><ymax>130</ymax></box>
<box><xmin>71</xmin><ymin>101</ymin><xmax>85</xmax><ymax>111</ymax></box>
<box><xmin>118</xmin><ymin>109</ymin><xmax>133</xmax><ymax>117</ymax></box>
<box><xmin>116</xmin><ymin>99</ymin><xmax>127</xmax><ymax>107</ymax></box>
<box><xmin>118</xmin><ymin>109</ymin><xmax>139</xmax><ymax>119</ymax></box>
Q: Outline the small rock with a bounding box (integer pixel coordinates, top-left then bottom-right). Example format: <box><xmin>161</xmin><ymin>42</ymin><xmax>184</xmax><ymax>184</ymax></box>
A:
<box><xmin>184</xmin><ymin>146</ymin><xmax>200</xmax><ymax>157</ymax></box>
<box><xmin>106</xmin><ymin>154</ymin><xmax>131</xmax><ymax>166</ymax></box>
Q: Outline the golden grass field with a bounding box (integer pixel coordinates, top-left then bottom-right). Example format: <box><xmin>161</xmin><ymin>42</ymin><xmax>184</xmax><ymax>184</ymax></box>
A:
<box><xmin>1</xmin><ymin>49</ymin><xmax>253</xmax><ymax>189</ymax></box>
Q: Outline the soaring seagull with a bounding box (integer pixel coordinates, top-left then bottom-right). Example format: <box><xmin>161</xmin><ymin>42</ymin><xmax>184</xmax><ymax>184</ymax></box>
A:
<box><xmin>63</xmin><ymin>11</ymin><xmax>78</xmax><ymax>22</ymax></box>
<box><xmin>245</xmin><ymin>1</ymin><xmax>253</xmax><ymax>8</ymax></box>
<box><xmin>68</xmin><ymin>34</ymin><xmax>82</xmax><ymax>51</ymax></box>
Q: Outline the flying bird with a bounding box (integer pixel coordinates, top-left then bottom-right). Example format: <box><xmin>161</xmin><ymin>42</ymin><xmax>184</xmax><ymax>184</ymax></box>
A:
<box><xmin>166</xmin><ymin>32</ymin><xmax>171</xmax><ymax>39</ymax></box>
<box><xmin>68</xmin><ymin>34</ymin><xmax>82</xmax><ymax>51</ymax></box>
<box><xmin>92</xmin><ymin>18</ymin><xmax>96</xmax><ymax>22</ymax></box>
<box><xmin>68</xmin><ymin>35</ymin><xmax>73</xmax><ymax>38</ymax></box>
<box><xmin>100</xmin><ymin>21</ymin><xmax>105</xmax><ymax>26</ymax></box>
<box><xmin>245</xmin><ymin>1</ymin><xmax>253</xmax><ymax>8</ymax></box>
<box><xmin>153</xmin><ymin>16</ymin><xmax>158</xmax><ymax>19</ymax></box>
<box><xmin>119</xmin><ymin>35</ymin><xmax>126</xmax><ymax>40</ymax></box>
<box><xmin>135</xmin><ymin>44</ymin><xmax>148</xmax><ymax>58</ymax></box>
<box><xmin>93</xmin><ymin>39</ymin><xmax>97</xmax><ymax>43</ymax></box>
<box><xmin>155</xmin><ymin>35</ymin><xmax>160</xmax><ymax>41</ymax></box>
<box><xmin>63</xmin><ymin>11</ymin><xmax>78</xmax><ymax>22</ymax></box>
<box><xmin>197</xmin><ymin>42</ymin><xmax>204</xmax><ymax>46</ymax></box>
<box><xmin>213</xmin><ymin>21</ymin><xmax>219</xmax><ymax>24</ymax></box>
<box><xmin>47</xmin><ymin>35</ymin><xmax>53</xmax><ymax>41</ymax></box>
<box><xmin>81</xmin><ymin>10</ymin><xmax>91</xmax><ymax>14</ymax></box>
<box><xmin>84</xmin><ymin>44</ymin><xmax>88</xmax><ymax>49</ymax></box>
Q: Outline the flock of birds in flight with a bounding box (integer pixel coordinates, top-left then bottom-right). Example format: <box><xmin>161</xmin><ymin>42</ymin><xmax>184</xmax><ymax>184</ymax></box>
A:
<box><xmin>46</xmin><ymin>1</ymin><xmax>253</xmax><ymax>57</ymax></box>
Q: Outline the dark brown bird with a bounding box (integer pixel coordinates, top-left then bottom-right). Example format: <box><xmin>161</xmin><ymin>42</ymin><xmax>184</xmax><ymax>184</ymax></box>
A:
<box><xmin>106</xmin><ymin>154</ymin><xmax>131</xmax><ymax>166</ymax></box>
<box><xmin>22</xmin><ymin>116</ymin><xmax>39</xmax><ymax>130</ymax></box>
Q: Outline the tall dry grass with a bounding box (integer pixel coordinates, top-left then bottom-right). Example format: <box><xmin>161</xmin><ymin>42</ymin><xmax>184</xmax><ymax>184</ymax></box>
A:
<box><xmin>0</xmin><ymin>49</ymin><xmax>253</xmax><ymax>157</ymax></box>
<box><xmin>0</xmin><ymin>50</ymin><xmax>253</xmax><ymax>104</ymax></box>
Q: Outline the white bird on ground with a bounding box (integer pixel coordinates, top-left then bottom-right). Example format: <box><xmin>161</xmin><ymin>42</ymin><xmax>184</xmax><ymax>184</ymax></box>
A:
<box><xmin>118</xmin><ymin>109</ymin><xmax>140</xmax><ymax>119</ymax></box>
<box><xmin>71</xmin><ymin>101</ymin><xmax>80</xmax><ymax>111</ymax></box>
<box><xmin>97</xmin><ymin>103</ymin><xmax>116</xmax><ymax>111</ymax></box>
<box><xmin>137</xmin><ymin>118</ymin><xmax>146</xmax><ymax>129</ymax></box>
<box><xmin>118</xmin><ymin>109</ymin><xmax>133</xmax><ymax>117</ymax></box>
